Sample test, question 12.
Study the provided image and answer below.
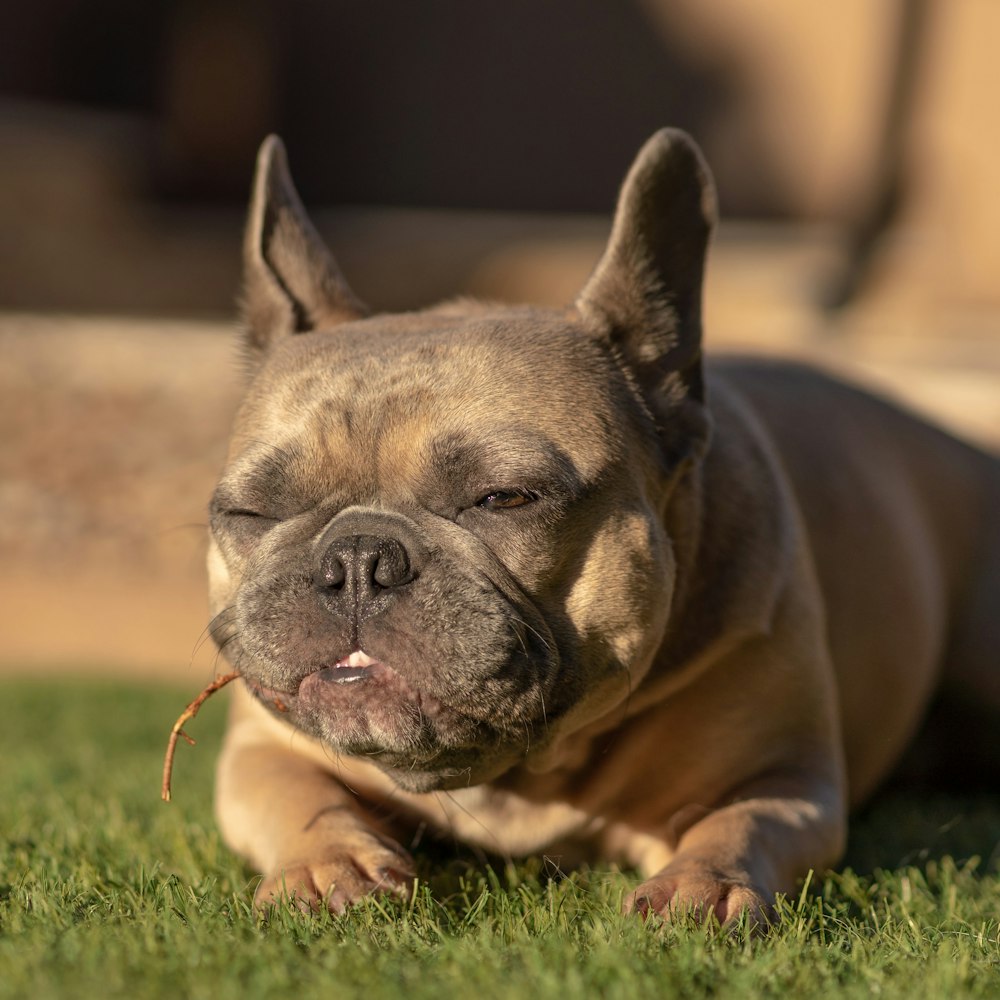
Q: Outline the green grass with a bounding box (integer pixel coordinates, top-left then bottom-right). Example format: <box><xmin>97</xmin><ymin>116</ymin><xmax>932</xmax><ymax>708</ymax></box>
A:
<box><xmin>1</xmin><ymin>677</ymin><xmax>998</xmax><ymax>999</ymax></box>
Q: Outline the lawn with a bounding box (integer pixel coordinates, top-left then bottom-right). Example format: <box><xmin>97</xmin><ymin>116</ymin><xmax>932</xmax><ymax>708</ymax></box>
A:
<box><xmin>1</xmin><ymin>677</ymin><xmax>998</xmax><ymax>999</ymax></box>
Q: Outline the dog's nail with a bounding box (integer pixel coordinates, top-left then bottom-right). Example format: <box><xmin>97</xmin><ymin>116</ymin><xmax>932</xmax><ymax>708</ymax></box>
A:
<box><xmin>376</xmin><ymin>866</ymin><xmax>414</xmax><ymax>889</ymax></box>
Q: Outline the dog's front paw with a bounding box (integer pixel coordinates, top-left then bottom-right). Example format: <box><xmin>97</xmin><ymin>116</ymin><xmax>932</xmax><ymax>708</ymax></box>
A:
<box><xmin>255</xmin><ymin>840</ymin><xmax>416</xmax><ymax>915</ymax></box>
<box><xmin>624</xmin><ymin>866</ymin><xmax>773</xmax><ymax>928</ymax></box>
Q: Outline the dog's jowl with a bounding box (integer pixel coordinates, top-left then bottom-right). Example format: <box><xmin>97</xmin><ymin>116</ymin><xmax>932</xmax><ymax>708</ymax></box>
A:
<box><xmin>207</xmin><ymin>129</ymin><xmax>1000</xmax><ymax>922</ymax></box>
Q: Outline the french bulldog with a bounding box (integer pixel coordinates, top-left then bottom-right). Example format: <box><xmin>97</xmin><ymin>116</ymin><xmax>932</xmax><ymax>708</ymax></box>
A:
<box><xmin>207</xmin><ymin>128</ymin><xmax>1000</xmax><ymax>923</ymax></box>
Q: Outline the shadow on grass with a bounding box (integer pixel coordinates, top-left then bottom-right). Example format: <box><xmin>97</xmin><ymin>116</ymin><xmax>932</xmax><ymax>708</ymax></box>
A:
<box><xmin>844</xmin><ymin>789</ymin><xmax>1000</xmax><ymax>876</ymax></box>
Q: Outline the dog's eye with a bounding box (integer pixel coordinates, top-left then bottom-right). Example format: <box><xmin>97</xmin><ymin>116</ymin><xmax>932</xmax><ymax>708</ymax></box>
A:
<box><xmin>211</xmin><ymin>504</ymin><xmax>278</xmax><ymax>533</ymax></box>
<box><xmin>476</xmin><ymin>490</ymin><xmax>535</xmax><ymax>511</ymax></box>
<box><xmin>221</xmin><ymin>508</ymin><xmax>281</xmax><ymax>530</ymax></box>
<box><xmin>209</xmin><ymin>488</ymin><xmax>281</xmax><ymax>543</ymax></box>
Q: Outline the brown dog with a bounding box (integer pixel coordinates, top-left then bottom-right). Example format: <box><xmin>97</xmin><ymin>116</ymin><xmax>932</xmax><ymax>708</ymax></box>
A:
<box><xmin>208</xmin><ymin>129</ymin><xmax>1000</xmax><ymax>922</ymax></box>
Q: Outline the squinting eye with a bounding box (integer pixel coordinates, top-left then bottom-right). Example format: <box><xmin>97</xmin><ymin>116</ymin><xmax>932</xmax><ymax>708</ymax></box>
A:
<box><xmin>476</xmin><ymin>490</ymin><xmax>535</xmax><ymax>511</ymax></box>
<box><xmin>222</xmin><ymin>508</ymin><xmax>277</xmax><ymax>522</ymax></box>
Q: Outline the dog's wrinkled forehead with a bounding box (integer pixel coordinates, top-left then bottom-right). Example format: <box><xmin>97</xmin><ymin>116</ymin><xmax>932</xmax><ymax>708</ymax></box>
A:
<box><xmin>228</xmin><ymin>308</ymin><xmax>627</xmax><ymax>506</ymax></box>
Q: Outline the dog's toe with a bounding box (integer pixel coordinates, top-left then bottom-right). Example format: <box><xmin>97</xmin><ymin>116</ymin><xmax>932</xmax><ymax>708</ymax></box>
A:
<box><xmin>624</xmin><ymin>868</ymin><xmax>773</xmax><ymax>929</ymax></box>
<box><xmin>255</xmin><ymin>844</ymin><xmax>415</xmax><ymax>915</ymax></box>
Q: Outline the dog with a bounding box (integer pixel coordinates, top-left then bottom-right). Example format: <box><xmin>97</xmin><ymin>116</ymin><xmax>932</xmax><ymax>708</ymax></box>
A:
<box><xmin>207</xmin><ymin>128</ymin><xmax>1000</xmax><ymax>923</ymax></box>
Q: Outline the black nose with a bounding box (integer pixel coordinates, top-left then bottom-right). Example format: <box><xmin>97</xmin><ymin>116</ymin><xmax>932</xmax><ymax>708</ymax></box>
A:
<box><xmin>315</xmin><ymin>534</ymin><xmax>415</xmax><ymax>619</ymax></box>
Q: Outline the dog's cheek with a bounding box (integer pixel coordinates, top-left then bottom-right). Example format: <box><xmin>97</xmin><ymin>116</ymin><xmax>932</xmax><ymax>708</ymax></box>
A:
<box><xmin>564</xmin><ymin>508</ymin><xmax>674</xmax><ymax>679</ymax></box>
<box><xmin>207</xmin><ymin>523</ymin><xmax>282</xmax><ymax>615</ymax></box>
<box><xmin>385</xmin><ymin>569</ymin><xmax>549</xmax><ymax>706</ymax></box>
<box><xmin>459</xmin><ymin>516</ymin><xmax>570</xmax><ymax>598</ymax></box>
<box><xmin>236</xmin><ymin>571</ymin><xmax>335</xmax><ymax>678</ymax></box>
<box><xmin>207</xmin><ymin>537</ymin><xmax>236</xmax><ymax>614</ymax></box>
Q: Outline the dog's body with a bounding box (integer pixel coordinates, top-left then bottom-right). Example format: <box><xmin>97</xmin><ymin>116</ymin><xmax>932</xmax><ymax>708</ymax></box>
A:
<box><xmin>209</xmin><ymin>130</ymin><xmax>1000</xmax><ymax>921</ymax></box>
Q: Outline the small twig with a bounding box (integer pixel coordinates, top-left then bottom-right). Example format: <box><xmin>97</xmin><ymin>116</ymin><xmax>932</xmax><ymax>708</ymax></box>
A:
<box><xmin>161</xmin><ymin>671</ymin><xmax>239</xmax><ymax>802</ymax></box>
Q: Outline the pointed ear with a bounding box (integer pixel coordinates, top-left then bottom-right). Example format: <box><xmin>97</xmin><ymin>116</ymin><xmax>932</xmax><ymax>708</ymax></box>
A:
<box><xmin>241</xmin><ymin>135</ymin><xmax>367</xmax><ymax>355</ymax></box>
<box><xmin>576</xmin><ymin>128</ymin><xmax>716</xmax><ymax>404</ymax></box>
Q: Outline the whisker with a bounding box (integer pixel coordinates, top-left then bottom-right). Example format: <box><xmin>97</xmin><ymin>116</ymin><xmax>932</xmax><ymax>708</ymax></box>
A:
<box><xmin>210</xmin><ymin>633</ymin><xmax>238</xmax><ymax>671</ymax></box>
<box><xmin>437</xmin><ymin>787</ymin><xmax>508</xmax><ymax>858</ymax></box>
<box><xmin>508</xmin><ymin>613</ymin><xmax>554</xmax><ymax>654</ymax></box>
<box><xmin>190</xmin><ymin>605</ymin><xmax>236</xmax><ymax>661</ymax></box>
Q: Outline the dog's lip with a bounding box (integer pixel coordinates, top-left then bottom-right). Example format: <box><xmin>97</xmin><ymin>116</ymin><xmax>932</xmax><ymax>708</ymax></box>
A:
<box><xmin>315</xmin><ymin>649</ymin><xmax>386</xmax><ymax>684</ymax></box>
<box><xmin>250</xmin><ymin>651</ymin><xmax>386</xmax><ymax>706</ymax></box>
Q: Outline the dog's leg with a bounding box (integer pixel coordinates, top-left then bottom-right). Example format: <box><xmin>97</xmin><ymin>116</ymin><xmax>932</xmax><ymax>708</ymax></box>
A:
<box><xmin>215</xmin><ymin>686</ymin><xmax>415</xmax><ymax>913</ymax></box>
<box><xmin>623</xmin><ymin>772</ymin><xmax>845</xmax><ymax>926</ymax></box>
<box><xmin>618</xmin><ymin>598</ymin><xmax>848</xmax><ymax>927</ymax></box>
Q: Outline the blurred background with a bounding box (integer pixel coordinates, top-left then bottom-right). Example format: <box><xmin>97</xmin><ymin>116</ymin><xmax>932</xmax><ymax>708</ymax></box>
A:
<box><xmin>1</xmin><ymin>0</ymin><xmax>997</xmax><ymax>681</ymax></box>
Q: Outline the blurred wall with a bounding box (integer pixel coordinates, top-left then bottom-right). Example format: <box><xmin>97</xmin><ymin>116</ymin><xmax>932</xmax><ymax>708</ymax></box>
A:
<box><xmin>2</xmin><ymin>0</ymin><xmax>998</xmax><ymax>313</ymax></box>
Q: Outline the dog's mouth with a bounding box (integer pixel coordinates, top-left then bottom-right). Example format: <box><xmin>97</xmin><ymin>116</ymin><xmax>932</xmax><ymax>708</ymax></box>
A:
<box><xmin>250</xmin><ymin>647</ymin><xmax>450</xmax><ymax>731</ymax></box>
<box><xmin>311</xmin><ymin>649</ymin><xmax>387</xmax><ymax>685</ymax></box>
<box><xmin>250</xmin><ymin>650</ymin><xmax>386</xmax><ymax>702</ymax></box>
<box><xmin>245</xmin><ymin>647</ymin><xmax>527</xmax><ymax>788</ymax></box>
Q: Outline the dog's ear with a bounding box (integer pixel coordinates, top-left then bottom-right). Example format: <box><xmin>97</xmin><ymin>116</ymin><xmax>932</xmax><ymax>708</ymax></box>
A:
<box><xmin>576</xmin><ymin>129</ymin><xmax>716</xmax><ymax>406</ymax></box>
<box><xmin>241</xmin><ymin>135</ymin><xmax>367</xmax><ymax>355</ymax></box>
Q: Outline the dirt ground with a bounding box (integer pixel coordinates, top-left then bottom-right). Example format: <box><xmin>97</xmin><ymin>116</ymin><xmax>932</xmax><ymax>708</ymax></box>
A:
<box><xmin>2</xmin><ymin>226</ymin><xmax>997</xmax><ymax>683</ymax></box>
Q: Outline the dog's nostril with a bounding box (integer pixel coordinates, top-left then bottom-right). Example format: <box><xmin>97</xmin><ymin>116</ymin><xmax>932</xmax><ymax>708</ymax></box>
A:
<box><xmin>372</xmin><ymin>540</ymin><xmax>412</xmax><ymax>589</ymax></box>
<box><xmin>322</xmin><ymin>557</ymin><xmax>347</xmax><ymax>589</ymax></box>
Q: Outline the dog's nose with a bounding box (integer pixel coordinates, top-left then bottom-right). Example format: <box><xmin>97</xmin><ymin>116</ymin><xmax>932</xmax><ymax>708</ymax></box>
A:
<box><xmin>315</xmin><ymin>534</ymin><xmax>415</xmax><ymax>617</ymax></box>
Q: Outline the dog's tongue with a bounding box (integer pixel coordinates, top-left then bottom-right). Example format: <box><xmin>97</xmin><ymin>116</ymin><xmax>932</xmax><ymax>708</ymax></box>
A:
<box><xmin>315</xmin><ymin>649</ymin><xmax>382</xmax><ymax>684</ymax></box>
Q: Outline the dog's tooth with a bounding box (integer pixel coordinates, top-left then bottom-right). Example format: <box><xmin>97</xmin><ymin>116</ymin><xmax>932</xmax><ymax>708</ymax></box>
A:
<box><xmin>345</xmin><ymin>650</ymin><xmax>378</xmax><ymax>668</ymax></box>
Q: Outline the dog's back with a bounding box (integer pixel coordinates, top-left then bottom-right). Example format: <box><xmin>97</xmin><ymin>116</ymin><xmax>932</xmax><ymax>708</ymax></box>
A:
<box><xmin>713</xmin><ymin>358</ymin><xmax>1000</xmax><ymax>802</ymax></box>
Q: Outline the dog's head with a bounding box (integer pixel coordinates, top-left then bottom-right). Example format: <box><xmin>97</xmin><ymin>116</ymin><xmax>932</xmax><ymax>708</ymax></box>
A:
<box><xmin>208</xmin><ymin>130</ymin><xmax>715</xmax><ymax>791</ymax></box>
